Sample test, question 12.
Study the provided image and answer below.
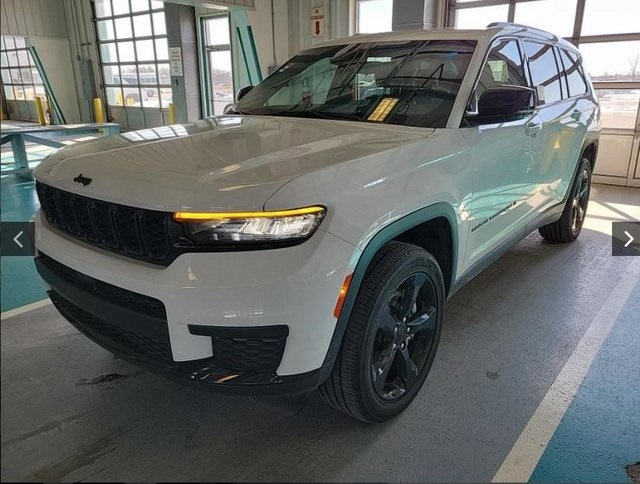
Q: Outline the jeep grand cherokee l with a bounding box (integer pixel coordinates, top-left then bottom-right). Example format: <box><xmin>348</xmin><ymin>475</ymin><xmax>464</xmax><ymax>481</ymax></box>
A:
<box><xmin>33</xmin><ymin>23</ymin><xmax>599</xmax><ymax>422</ymax></box>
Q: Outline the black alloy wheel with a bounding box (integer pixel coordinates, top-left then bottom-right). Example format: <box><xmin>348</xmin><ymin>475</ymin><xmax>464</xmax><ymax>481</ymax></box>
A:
<box><xmin>319</xmin><ymin>241</ymin><xmax>445</xmax><ymax>422</ymax></box>
<box><xmin>371</xmin><ymin>272</ymin><xmax>438</xmax><ymax>401</ymax></box>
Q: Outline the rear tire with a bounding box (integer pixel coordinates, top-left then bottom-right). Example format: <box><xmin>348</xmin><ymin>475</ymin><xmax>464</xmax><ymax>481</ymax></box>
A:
<box><xmin>318</xmin><ymin>242</ymin><xmax>445</xmax><ymax>422</ymax></box>
<box><xmin>538</xmin><ymin>158</ymin><xmax>592</xmax><ymax>243</ymax></box>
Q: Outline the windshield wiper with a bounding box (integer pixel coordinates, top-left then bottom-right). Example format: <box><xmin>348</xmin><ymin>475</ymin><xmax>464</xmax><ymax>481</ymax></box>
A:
<box><xmin>395</xmin><ymin>63</ymin><xmax>445</xmax><ymax>111</ymax></box>
<box><xmin>273</xmin><ymin>110</ymin><xmax>361</xmax><ymax>121</ymax></box>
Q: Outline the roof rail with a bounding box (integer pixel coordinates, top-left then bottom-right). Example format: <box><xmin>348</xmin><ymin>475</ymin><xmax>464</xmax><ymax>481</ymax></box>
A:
<box><xmin>486</xmin><ymin>22</ymin><xmax>558</xmax><ymax>41</ymax></box>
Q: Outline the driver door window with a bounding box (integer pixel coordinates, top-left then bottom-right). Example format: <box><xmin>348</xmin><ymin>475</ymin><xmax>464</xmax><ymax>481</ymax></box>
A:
<box><xmin>469</xmin><ymin>39</ymin><xmax>528</xmax><ymax>113</ymax></box>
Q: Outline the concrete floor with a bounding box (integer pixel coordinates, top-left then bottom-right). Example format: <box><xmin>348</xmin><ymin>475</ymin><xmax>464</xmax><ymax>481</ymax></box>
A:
<box><xmin>1</xmin><ymin>184</ymin><xmax>639</xmax><ymax>481</ymax></box>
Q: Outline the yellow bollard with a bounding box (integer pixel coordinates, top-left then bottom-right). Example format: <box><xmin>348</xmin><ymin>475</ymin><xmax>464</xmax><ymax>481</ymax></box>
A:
<box><xmin>93</xmin><ymin>97</ymin><xmax>105</xmax><ymax>124</ymax></box>
<box><xmin>168</xmin><ymin>102</ymin><xmax>175</xmax><ymax>124</ymax></box>
<box><xmin>35</xmin><ymin>96</ymin><xmax>46</xmax><ymax>125</ymax></box>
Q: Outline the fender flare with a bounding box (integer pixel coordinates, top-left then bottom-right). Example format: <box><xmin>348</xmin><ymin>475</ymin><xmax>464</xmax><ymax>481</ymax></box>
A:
<box><xmin>318</xmin><ymin>202</ymin><xmax>459</xmax><ymax>377</ymax></box>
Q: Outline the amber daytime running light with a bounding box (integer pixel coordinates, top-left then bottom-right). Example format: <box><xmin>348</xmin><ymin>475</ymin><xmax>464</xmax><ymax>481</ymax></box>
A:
<box><xmin>173</xmin><ymin>206</ymin><xmax>326</xmax><ymax>245</ymax></box>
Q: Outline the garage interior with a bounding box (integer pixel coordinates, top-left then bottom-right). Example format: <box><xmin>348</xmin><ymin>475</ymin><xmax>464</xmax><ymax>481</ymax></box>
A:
<box><xmin>1</xmin><ymin>0</ymin><xmax>639</xmax><ymax>482</ymax></box>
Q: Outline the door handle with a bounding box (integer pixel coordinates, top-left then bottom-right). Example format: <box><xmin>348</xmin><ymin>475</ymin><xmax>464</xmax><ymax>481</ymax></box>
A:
<box><xmin>525</xmin><ymin>122</ymin><xmax>541</xmax><ymax>137</ymax></box>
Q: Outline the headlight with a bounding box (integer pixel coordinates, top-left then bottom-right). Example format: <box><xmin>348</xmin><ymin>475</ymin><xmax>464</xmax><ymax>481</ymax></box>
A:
<box><xmin>173</xmin><ymin>206</ymin><xmax>326</xmax><ymax>246</ymax></box>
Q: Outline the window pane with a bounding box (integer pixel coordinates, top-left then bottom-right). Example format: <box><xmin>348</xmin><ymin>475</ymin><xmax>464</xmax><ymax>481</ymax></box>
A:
<box><xmin>582</xmin><ymin>0</ymin><xmax>640</xmax><ymax>36</ymax></box>
<box><xmin>357</xmin><ymin>0</ymin><xmax>392</xmax><ymax>34</ymax></box>
<box><xmin>0</xmin><ymin>52</ymin><xmax>7</xmax><ymax>67</ymax></box>
<box><xmin>595</xmin><ymin>89</ymin><xmax>640</xmax><ymax>129</ymax></box>
<box><xmin>524</xmin><ymin>41</ymin><xmax>563</xmax><ymax>104</ymax></box>
<box><xmin>97</xmin><ymin>20</ymin><xmax>115</xmax><ymax>41</ymax></box>
<box><xmin>103</xmin><ymin>64</ymin><xmax>120</xmax><ymax>84</ymax></box>
<box><xmin>130</xmin><ymin>0</ymin><xmax>149</xmax><ymax>13</ymax></box>
<box><xmin>157</xmin><ymin>63</ymin><xmax>170</xmax><ymax>84</ymax></box>
<box><xmin>115</xmin><ymin>17</ymin><xmax>133</xmax><ymax>39</ymax></box>
<box><xmin>150</xmin><ymin>1</ymin><xmax>164</xmax><ymax>10</ymax></box>
<box><xmin>155</xmin><ymin>38</ymin><xmax>168</xmax><ymax>60</ymax></box>
<box><xmin>133</xmin><ymin>14</ymin><xmax>152</xmax><ymax>37</ymax></box>
<box><xmin>456</xmin><ymin>5</ymin><xmax>508</xmax><ymax>30</ymax></box>
<box><xmin>580</xmin><ymin>41</ymin><xmax>640</xmax><ymax>82</ymax></box>
<box><xmin>136</xmin><ymin>39</ymin><xmax>155</xmax><ymax>61</ymax></box>
<box><xmin>210</xmin><ymin>50</ymin><xmax>234</xmax><ymax>115</ymax></box>
<box><xmin>1</xmin><ymin>68</ymin><xmax>10</xmax><ymax>83</ymax></box>
<box><xmin>13</xmin><ymin>85</ymin><xmax>24</xmax><ymax>99</ymax></box>
<box><xmin>152</xmin><ymin>12</ymin><xmax>166</xmax><ymax>36</ymax></box>
<box><xmin>559</xmin><ymin>49</ymin><xmax>587</xmax><ymax>97</ymax></box>
<box><xmin>17</xmin><ymin>49</ymin><xmax>29</xmax><ymax>66</ymax></box>
<box><xmin>112</xmin><ymin>0</ymin><xmax>130</xmax><ymax>16</ymax></box>
<box><xmin>160</xmin><ymin>87</ymin><xmax>172</xmax><ymax>108</ymax></box>
<box><xmin>120</xmin><ymin>65</ymin><xmax>137</xmax><ymax>83</ymax></box>
<box><xmin>141</xmin><ymin>87</ymin><xmax>159</xmax><ymax>107</ymax></box>
<box><xmin>118</xmin><ymin>41</ymin><xmax>136</xmax><ymax>62</ymax></box>
<box><xmin>4</xmin><ymin>85</ymin><xmax>15</xmax><ymax>100</ymax></box>
<box><xmin>137</xmin><ymin>64</ymin><xmax>153</xmax><ymax>82</ymax></box>
<box><xmin>35</xmin><ymin>84</ymin><xmax>46</xmax><ymax>97</ymax></box>
<box><xmin>106</xmin><ymin>86</ymin><xmax>123</xmax><ymax>106</ymax></box>
<box><xmin>7</xmin><ymin>51</ymin><xmax>19</xmax><ymax>67</ymax></box>
<box><xmin>9</xmin><ymin>68</ymin><xmax>22</xmax><ymax>83</ymax></box>
<box><xmin>23</xmin><ymin>86</ymin><xmax>35</xmax><ymax>100</ymax></box>
<box><xmin>95</xmin><ymin>0</ymin><xmax>112</xmax><ymax>18</ymax></box>
<box><xmin>124</xmin><ymin>87</ymin><xmax>141</xmax><ymax>106</ymax></box>
<box><xmin>514</xmin><ymin>0</ymin><xmax>577</xmax><ymax>37</ymax></box>
<box><xmin>100</xmin><ymin>42</ymin><xmax>118</xmax><ymax>63</ymax></box>
<box><xmin>206</xmin><ymin>17</ymin><xmax>230</xmax><ymax>46</ymax></box>
<box><xmin>31</xmin><ymin>68</ymin><xmax>42</xmax><ymax>84</ymax></box>
<box><xmin>4</xmin><ymin>37</ymin><xmax>15</xmax><ymax>50</ymax></box>
<box><xmin>20</xmin><ymin>67</ymin><xmax>33</xmax><ymax>83</ymax></box>
<box><xmin>15</xmin><ymin>37</ymin><xmax>26</xmax><ymax>48</ymax></box>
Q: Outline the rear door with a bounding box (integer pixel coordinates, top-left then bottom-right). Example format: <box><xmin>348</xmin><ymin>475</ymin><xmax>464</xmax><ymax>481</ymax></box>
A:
<box><xmin>522</xmin><ymin>41</ymin><xmax>592</xmax><ymax>209</ymax></box>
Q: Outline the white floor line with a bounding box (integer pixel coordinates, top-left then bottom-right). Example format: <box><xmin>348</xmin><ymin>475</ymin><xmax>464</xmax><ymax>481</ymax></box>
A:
<box><xmin>493</xmin><ymin>257</ymin><xmax>640</xmax><ymax>483</ymax></box>
<box><xmin>1</xmin><ymin>299</ymin><xmax>52</xmax><ymax>320</ymax></box>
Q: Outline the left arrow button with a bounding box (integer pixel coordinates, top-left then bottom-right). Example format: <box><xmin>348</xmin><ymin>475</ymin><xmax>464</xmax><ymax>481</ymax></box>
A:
<box><xmin>14</xmin><ymin>230</ymin><xmax>24</xmax><ymax>248</ymax></box>
<box><xmin>1</xmin><ymin>222</ymin><xmax>35</xmax><ymax>256</ymax></box>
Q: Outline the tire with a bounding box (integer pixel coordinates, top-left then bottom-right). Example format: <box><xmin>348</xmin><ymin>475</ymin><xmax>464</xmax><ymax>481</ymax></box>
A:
<box><xmin>538</xmin><ymin>158</ymin><xmax>592</xmax><ymax>243</ymax></box>
<box><xmin>318</xmin><ymin>242</ymin><xmax>445</xmax><ymax>422</ymax></box>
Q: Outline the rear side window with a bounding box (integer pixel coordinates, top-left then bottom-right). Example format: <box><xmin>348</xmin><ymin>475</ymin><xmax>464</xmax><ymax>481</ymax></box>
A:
<box><xmin>524</xmin><ymin>41</ymin><xmax>563</xmax><ymax>104</ymax></box>
<box><xmin>559</xmin><ymin>48</ymin><xmax>588</xmax><ymax>98</ymax></box>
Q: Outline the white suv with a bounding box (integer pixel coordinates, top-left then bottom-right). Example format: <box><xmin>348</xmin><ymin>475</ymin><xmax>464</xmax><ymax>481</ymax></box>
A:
<box><xmin>34</xmin><ymin>23</ymin><xmax>599</xmax><ymax>422</ymax></box>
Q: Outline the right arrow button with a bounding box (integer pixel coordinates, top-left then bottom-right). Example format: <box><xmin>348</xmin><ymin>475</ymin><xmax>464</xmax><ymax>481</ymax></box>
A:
<box><xmin>624</xmin><ymin>230</ymin><xmax>635</xmax><ymax>248</ymax></box>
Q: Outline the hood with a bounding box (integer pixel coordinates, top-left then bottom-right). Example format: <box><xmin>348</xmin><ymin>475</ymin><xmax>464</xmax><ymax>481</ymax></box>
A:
<box><xmin>34</xmin><ymin>115</ymin><xmax>432</xmax><ymax>212</ymax></box>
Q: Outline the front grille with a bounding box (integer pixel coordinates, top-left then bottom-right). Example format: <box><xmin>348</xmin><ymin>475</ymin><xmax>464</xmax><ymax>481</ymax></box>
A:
<box><xmin>39</xmin><ymin>253</ymin><xmax>165</xmax><ymax>318</ymax></box>
<box><xmin>212</xmin><ymin>336</ymin><xmax>286</xmax><ymax>372</ymax></box>
<box><xmin>50</xmin><ymin>291</ymin><xmax>174</xmax><ymax>364</ymax></box>
<box><xmin>36</xmin><ymin>182</ymin><xmax>181</xmax><ymax>265</ymax></box>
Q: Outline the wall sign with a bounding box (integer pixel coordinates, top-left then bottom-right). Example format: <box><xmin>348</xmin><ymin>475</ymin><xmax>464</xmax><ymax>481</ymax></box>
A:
<box><xmin>311</xmin><ymin>6</ymin><xmax>325</xmax><ymax>38</ymax></box>
<box><xmin>169</xmin><ymin>47</ymin><xmax>183</xmax><ymax>77</ymax></box>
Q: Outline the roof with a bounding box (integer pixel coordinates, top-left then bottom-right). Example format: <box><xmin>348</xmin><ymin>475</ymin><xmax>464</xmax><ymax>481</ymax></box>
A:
<box><xmin>316</xmin><ymin>22</ymin><xmax>577</xmax><ymax>52</ymax></box>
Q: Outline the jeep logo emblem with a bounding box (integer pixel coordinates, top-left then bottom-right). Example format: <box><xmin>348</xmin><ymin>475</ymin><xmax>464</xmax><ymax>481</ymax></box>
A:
<box><xmin>73</xmin><ymin>174</ymin><xmax>92</xmax><ymax>186</ymax></box>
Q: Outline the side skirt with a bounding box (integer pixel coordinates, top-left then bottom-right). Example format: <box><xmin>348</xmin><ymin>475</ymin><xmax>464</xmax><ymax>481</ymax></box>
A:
<box><xmin>449</xmin><ymin>201</ymin><xmax>564</xmax><ymax>296</ymax></box>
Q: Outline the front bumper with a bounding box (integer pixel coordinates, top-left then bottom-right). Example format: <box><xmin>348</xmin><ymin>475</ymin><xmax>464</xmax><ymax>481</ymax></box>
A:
<box><xmin>35</xmin><ymin>213</ymin><xmax>359</xmax><ymax>395</ymax></box>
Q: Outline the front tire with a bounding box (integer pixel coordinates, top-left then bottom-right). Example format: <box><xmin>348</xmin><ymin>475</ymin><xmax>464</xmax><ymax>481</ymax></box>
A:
<box><xmin>539</xmin><ymin>158</ymin><xmax>592</xmax><ymax>243</ymax></box>
<box><xmin>319</xmin><ymin>242</ymin><xmax>445</xmax><ymax>422</ymax></box>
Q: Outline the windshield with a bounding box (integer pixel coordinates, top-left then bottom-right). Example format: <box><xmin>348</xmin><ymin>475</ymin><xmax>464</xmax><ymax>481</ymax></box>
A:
<box><xmin>234</xmin><ymin>40</ymin><xmax>476</xmax><ymax>128</ymax></box>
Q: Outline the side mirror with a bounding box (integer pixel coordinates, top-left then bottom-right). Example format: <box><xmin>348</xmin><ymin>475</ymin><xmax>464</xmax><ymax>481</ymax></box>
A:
<box><xmin>236</xmin><ymin>85</ymin><xmax>254</xmax><ymax>102</ymax></box>
<box><xmin>477</xmin><ymin>86</ymin><xmax>535</xmax><ymax>119</ymax></box>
